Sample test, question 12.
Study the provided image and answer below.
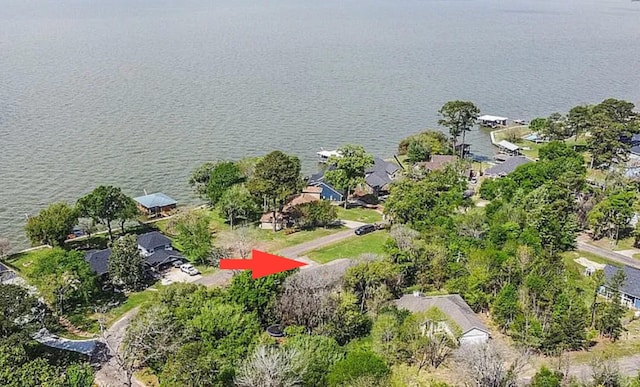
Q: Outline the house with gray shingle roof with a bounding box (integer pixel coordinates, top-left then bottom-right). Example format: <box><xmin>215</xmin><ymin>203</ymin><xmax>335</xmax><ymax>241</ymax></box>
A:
<box><xmin>394</xmin><ymin>293</ymin><xmax>490</xmax><ymax>346</ymax></box>
<box><xmin>84</xmin><ymin>249</ymin><xmax>112</xmax><ymax>276</ymax></box>
<box><xmin>84</xmin><ymin>232</ymin><xmax>184</xmax><ymax>278</ymax></box>
<box><xmin>601</xmin><ymin>264</ymin><xmax>640</xmax><ymax>309</ymax></box>
<box><xmin>365</xmin><ymin>157</ymin><xmax>401</xmax><ymax>196</ymax></box>
<box><xmin>484</xmin><ymin>156</ymin><xmax>531</xmax><ymax>177</ymax></box>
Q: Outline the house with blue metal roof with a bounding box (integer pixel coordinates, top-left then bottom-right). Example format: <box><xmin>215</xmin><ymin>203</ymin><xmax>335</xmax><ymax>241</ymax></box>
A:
<box><xmin>133</xmin><ymin>192</ymin><xmax>177</xmax><ymax>217</ymax></box>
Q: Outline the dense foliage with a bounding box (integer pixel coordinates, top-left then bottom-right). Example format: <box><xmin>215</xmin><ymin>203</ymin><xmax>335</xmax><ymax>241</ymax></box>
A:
<box><xmin>26</xmin><ymin>248</ymin><xmax>100</xmax><ymax>315</ymax></box>
<box><xmin>109</xmin><ymin>234</ymin><xmax>146</xmax><ymax>290</ymax></box>
<box><xmin>0</xmin><ymin>284</ymin><xmax>93</xmax><ymax>387</ymax></box>
<box><xmin>25</xmin><ymin>202</ymin><xmax>79</xmax><ymax>247</ymax></box>
<box><xmin>324</xmin><ymin>144</ymin><xmax>374</xmax><ymax>206</ymax></box>
<box><xmin>289</xmin><ymin>200</ymin><xmax>338</xmax><ymax>229</ymax></box>
<box><xmin>77</xmin><ymin>185</ymin><xmax>138</xmax><ymax>240</ymax></box>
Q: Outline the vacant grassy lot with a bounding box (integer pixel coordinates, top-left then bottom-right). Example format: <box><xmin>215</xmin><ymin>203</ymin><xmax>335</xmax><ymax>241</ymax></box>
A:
<box><xmin>306</xmin><ymin>231</ymin><xmax>387</xmax><ymax>264</ymax></box>
<box><xmin>257</xmin><ymin>226</ymin><xmax>344</xmax><ymax>252</ymax></box>
<box><xmin>335</xmin><ymin>207</ymin><xmax>383</xmax><ymax>224</ymax></box>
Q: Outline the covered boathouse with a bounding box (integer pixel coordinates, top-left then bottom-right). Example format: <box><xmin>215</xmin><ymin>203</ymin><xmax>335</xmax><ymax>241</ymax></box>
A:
<box><xmin>478</xmin><ymin>115</ymin><xmax>508</xmax><ymax>128</ymax></box>
<box><xmin>134</xmin><ymin>192</ymin><xmax>177</xmax><ymax>217</ymax></box>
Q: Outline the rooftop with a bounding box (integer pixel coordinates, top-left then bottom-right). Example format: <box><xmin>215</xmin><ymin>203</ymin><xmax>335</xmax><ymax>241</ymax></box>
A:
<box><xmin>604</xmin><ymin>264</ymin><xmax>640</xmax><ymax>299</ymax></box>
<box><xmin>303</xmin><ymin>186</ymin><xmax>322</xmax><ymax>194</ymax></box>
<box><xmin>365</xmin><ymin>157</ymin><xmax>400</xmax><ymax>189</ymax></box>
<box><xmin>479</xmin><ymin>115</ymin><xmax>508</xmax><ymax>122</ymax></box>
<box><xmin>145</xmin><ymin>249</ymin><xmax>184</xmax><ymax>267</ymax></box>
<box><xmin>394</xmin><ymin>294</ymin><xmax>489</xmax><ymax>335</ymax></box>
<box><xmin>84</xmin><ymin>249</ymin><xmax>112</xmax><ymax>276</ymax></box>
<box><xmin>496</xmin><ymin>140</ymin><xmax>520</xmax><ymax>152</ymax></box>
<box><xmin>137</xmin><ymin>231</ymin><xmax>172</xmax><ymax>251</ymax></box>
<box><xmin>484</xmin><ymin>156</ymin><xmax>531</xmax><ymax>177</ymax></box>
<box><xmin>133</xmin><ymin>192</ymin><xmax>177</xmax><ymax>209</ymax></box>
<box><xmin>294</xmin><ymin>258</ymin><xmax>356</xmax><ymax>289</ymax></box>
<box><xmin>284</xmin><ymin>193</ymin><xmax>320</xmax><ymax>211</ymax></box>
<box><xmin>416</xmin><ymin>155</ymin><xmax>457</xmax><ymax>172</ymax></box>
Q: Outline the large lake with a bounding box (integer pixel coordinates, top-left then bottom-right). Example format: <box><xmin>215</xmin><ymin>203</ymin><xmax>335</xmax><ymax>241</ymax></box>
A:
<box><xmin>1</xmin><ymin>0</ymin><xmax>639</xmax><ymax>250</ymax></box>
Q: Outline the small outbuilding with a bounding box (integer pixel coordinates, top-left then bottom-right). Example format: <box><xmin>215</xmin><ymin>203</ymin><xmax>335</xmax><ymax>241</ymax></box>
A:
<box><xmin>134</xmin><ymin>192</ymin><xmax>177</xmax><ymax>217</ymax></box>
<box><xmin>478</xmin><ymin>115</ymin><xmax>508</xmax><ymax>127</ymax></box>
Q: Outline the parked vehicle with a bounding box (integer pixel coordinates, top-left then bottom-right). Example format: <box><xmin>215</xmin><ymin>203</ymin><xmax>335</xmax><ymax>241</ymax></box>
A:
<box><xmin>354</xmin><ymin>224</ymin><xmax>376</xmax><ymax>236</ymax></box>
<box><xmin>172</xmin><ymin>260</ymin><xmax>183</xmax><ymax>268</ymax></box>
<box><xmin>180</xmin><ymin>263</ymin><xmax>199</xmax><ymax>276</ymax></box>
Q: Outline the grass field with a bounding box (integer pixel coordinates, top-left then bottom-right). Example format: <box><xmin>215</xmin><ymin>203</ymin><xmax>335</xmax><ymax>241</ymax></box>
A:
<box><xmin>335</xmin><ymin>207</ymin><xmax>383</xmax><ymax>224</ymax></box>
<box><xmin>588</xmin><ymin>237</ymin><xmax>637</xmax><ymax>251</ymax></box>
<box><xmin>5</xmin><ymin>247</ymin><xmax>52</xmax><ymax>273</ymax></box>
<box><xmin>306</xmin><ymin>231</ymin><xmax>388</xmax><ymax>263</ymax></box>
<box><xmin>256</xmin><ymin>226</ymin><xmax>344</xmax><ymax>252</ymax></box>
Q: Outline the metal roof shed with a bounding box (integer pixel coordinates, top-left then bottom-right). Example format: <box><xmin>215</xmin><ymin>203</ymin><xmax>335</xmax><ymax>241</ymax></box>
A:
<box><xmin>134</xmin><ymin>192</ymin><xmax>177</xmax><ymax>216</ymax></box>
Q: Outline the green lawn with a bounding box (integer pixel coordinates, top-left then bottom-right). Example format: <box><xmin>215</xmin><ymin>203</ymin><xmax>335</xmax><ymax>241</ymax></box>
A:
<box><xmin>100</xmin><ymin>288</ymin><xmax>158</xmax><ymax>327</ymax></box>
<box><xmin>257</xmin><ymin>227</ymin><xmax>344</xmax><ymax>252</ymax></box>
<box><xmin>5</xmin><ymin>247</ymin><xmax>53</xmax><ymax>273</ymax></box>
<box><xmin>306</xmin><ymin>231</ymin><xmax>388</xmax><ymax>264</ymax></box>
<box><xmin>335</xmin><ymin>207</ymin><xmax>383</xmax><ymax>224</ymax></box>
<box><xmin>588</xmin><ymin>236</ymin><xmax>637</xmax><ymax>251</ymax></box>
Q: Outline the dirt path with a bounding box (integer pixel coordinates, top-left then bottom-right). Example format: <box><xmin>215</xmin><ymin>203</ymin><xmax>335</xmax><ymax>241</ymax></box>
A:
<box><xmin>94</xmin><ymin>307</ymin><xmax>144</xmax><ymax>387</ymax></box>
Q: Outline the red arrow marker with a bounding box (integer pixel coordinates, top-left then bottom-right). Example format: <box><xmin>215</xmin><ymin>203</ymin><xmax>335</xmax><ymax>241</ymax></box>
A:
<box><xmin>219</xmin><ymin>249</ymin><xmax>308</xmax><ymax>279</ymax></box>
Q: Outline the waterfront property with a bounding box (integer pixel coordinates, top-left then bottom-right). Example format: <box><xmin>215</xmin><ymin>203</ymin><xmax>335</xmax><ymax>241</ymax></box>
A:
<box><xmin>260</xmin><ymin>186</ymin><xmax>324</xmax><ymax>230</ymax></box>
<box><xmin>133</xmin><ymin>192</ymin><xmax>177</xmax><ymax>217</ymax></box>
<box><xmin>601</xmin><ymin>264</ymin><xmax>640</xmax><ymax>309</ymax></box>
<box><xmin>484</xmin><ymin>156</ymin><xmax>530</xmax><ymax>177</ymax></box>
<box><xmin>394</xmin><ymin>293</ymin><xmax>490</xmax><ymax>346</ymax></box>
<box><xmin>84</xmin><ymin>231</ymin><xmax>185</xmax><ymax>276</ymax></box>
<box><xmin>365</xmin><ymin>157</ymin><xmax>401</xmax><ymax>197</ymax></box>
<box><xmin>415</xmin><ymin>155</ymin><xmax>457</xmax><ymax>173</ymax></box>
<box><xmin>84</xmin><ymin>248</ymin><xmax>112</xmax><ymax>277</ymax></box>
<box><xmin>478</xmin><ymin>115</ymin><xmax>508</xmax><ymax>128</ymax></box>
<box><xmin>308</xmin><ymin>165</ymin><xmax>345</xmax><ymax>202</ymax></box>
<box><xmin>495</xmin><ymin>140</ymin><xmax>521</xmax><ymax>156</ymax></box>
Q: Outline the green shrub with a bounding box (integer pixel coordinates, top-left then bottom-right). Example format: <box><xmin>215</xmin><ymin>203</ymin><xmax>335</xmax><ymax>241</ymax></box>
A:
<box><xmin>327</xmin><ymin>351</ymin><xmax>390</xmax><ymax>387</ymax></box>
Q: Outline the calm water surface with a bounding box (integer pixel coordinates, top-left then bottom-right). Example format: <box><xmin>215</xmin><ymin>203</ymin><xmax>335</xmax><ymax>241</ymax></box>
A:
<box><xmin>1</xmin><ymin>0</ymin><xmax>639</xmax><ymax>250</ymax></box>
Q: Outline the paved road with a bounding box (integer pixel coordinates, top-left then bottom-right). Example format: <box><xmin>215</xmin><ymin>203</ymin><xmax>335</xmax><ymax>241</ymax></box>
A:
<box><xmin>576</xmin><ymin>241</ymin><xmax>640</xmax><ymax>269</ymax></box>
<box><xmin>94</xmin><ymin>308</ymin><xmax>144</xmax><ymax>387</ymax></box>
<box><xmin>196</xmin><ymin>224</ymin><xmax>362</xmax><ymax>287</ymax></box>
<box><xmin>277</xmin><ymin>229</ymin><xmax>357</xmax><ymax>259</ymax></box>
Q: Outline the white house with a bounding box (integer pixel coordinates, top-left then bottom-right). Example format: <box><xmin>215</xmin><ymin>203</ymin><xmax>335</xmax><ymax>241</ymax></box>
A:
<box><xmin>394</xmin><ymin>293</ymin><xmax>490</xmax><ymax>346</ymax></box>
